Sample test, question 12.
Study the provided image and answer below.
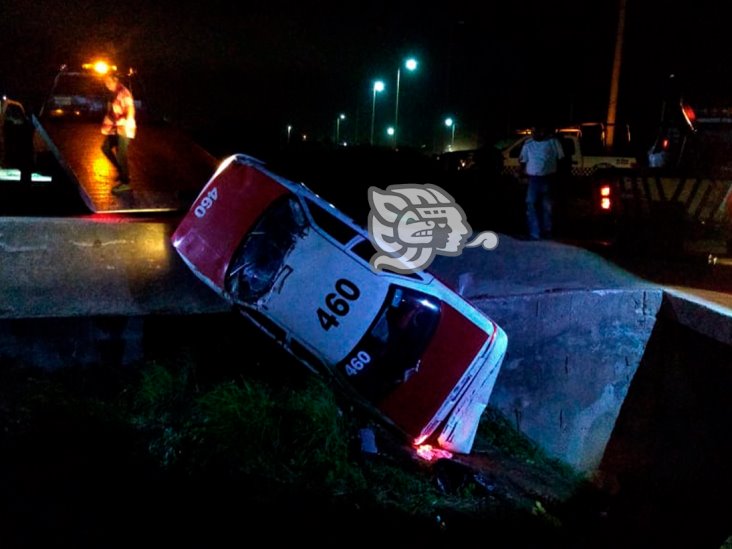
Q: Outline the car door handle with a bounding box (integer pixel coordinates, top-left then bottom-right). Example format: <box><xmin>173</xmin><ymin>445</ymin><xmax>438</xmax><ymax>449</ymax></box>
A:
<box><xmin>272</xmin><ymin>265</ymin><xmax>293</xmax><ymax>294</ymax></box>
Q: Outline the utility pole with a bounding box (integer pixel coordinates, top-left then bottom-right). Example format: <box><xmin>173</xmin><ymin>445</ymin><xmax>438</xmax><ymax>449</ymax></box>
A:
<box><xmin>606</xmin><ymin>0</ymin><xmax>627</xmax><ymax>151</ymax></box>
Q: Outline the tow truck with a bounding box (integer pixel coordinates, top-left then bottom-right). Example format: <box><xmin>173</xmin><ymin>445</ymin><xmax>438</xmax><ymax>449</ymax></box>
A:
<box><xmin>13</xmin><ymin>59</ymin><xmax>218</xmax><ymax>214</ymax></box>
<box><xmin>601</xmin><ymin>96</ymin><xmax>732</xmax><ymax>257</ymax></box>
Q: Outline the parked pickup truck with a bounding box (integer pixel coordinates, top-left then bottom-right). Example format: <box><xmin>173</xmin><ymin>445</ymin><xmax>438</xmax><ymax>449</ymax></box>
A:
<box><xmin>431</xmin><ymin>128</ymin><xmax>633</xmax><ymax>240</ymax></box>
<box><xmin>499</xmin><ymin>123</ymin><xmax>640</xmax><ymax>178</ymax></box>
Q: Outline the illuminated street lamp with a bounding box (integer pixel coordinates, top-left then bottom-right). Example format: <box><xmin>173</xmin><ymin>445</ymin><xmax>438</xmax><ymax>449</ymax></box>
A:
<box><xmin>386</xmin><ymin>126</ymin><xmax>395</xmax><ymax>146</ymax></box>
<box><xmin>370</xmin><ymin>80</ymin><xmax>385</xmax><ymax>145</ymax></box>
<box><xmin>335</xmin><ymin>113</ymin><xmax>346</xmax><ymax>145</ymax></box>
<box><xmin>444</xmin><ymin>117</ymin><xmax>456</xmax><ymax>151</ymax></box>
<box><xmin>287</xmin><ymin>124</ymin><xmax>292</xmax><ymax>144</ymax></box>
<box><xmin>394</xmin><ymin>57</ymin><xmax>418</xmax><ymax>146</ymax></box>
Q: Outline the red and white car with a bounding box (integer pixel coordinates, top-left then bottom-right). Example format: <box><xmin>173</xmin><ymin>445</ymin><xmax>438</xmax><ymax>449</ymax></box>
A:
<box><xmin>171</xmin><ymin>154</ymin><xmax>508</xmax><ymax>454</ymax></box>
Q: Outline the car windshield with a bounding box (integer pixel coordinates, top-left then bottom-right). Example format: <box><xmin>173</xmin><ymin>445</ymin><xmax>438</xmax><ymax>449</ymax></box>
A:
<box><xmin>225</xmin><ymin>196</ymin><xmax>307</xmax><ymax>304</ymax></box>
<box><xmin>337</xmin><ymin>286</ymin><xmax>441</xmax><ymax>402</ymax></box>
<box><xmin>52</xmin><ymin>74</ymin><xmax>107</xmax><ymax>98</ymax></box>
<box><xmin>43</xmin><ymin>71</ymin><xmax>146</xmax><ymax>120</ymax></box>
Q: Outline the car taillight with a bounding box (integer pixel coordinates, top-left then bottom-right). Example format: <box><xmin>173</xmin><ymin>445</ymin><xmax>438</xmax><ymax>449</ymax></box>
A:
<box><xmin>682</xmin><ymin>101</ymin><xmax>697</xmax><ymax>130</ymax></box>
<box><xmin>414</xmin><ymin>443</ymin><xmax>453</xmax><ymax>461</ymax></box>
<box><xmin>599</xmin><ymin>184</ymin><xmax>612</xmax><ymax>211</ymax></box>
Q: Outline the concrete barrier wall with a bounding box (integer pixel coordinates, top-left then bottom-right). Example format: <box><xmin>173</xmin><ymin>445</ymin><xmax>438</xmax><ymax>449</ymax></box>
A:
<box><xmin>0</xmin><ymin>316</ymin><xmax>145</xmax><ymax>370</ymax></box>
<box><xmin>595</xmin><ymin>295</ymin><xmax>732</xmax><ymax>547</ymax></box>
<box><xmin>473</xmin><ymin>288</ymin><xmax>663</xmax><ymax>472</ymax></box>
<box><xmin>0</xmin><ymin>312</ymin><xmax>245</xmax><ymax>371</ymax></box>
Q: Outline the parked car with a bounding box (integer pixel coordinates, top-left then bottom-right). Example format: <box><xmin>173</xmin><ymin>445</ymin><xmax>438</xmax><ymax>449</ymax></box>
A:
<box><xmin>39</xmin><ymin>60</ymin><xmax>151</xmax><ymax>123</ymax></box>
<box><xmin>171</xmin><ymin>154</ymin><xmax>508</xmax><ymax>455</ymax></box>
<box><xmin>1</xmin><ymin>97</ymin><xmax>33</xmax><ymax>178</ymax></box>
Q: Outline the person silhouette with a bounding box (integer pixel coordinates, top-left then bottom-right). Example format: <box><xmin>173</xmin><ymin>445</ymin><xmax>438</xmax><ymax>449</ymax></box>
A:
<box><xmin>101</xmin><ymin>73</ymin><xmax>136</xmax><ymax>194</ymax></box>
<box><xmin>518</xmin><ymin>125</ymin><xmax>565</xmax><ymax>240</ymax></box>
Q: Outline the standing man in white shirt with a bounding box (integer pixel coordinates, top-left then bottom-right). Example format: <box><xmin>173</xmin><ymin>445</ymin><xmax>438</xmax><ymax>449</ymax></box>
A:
<box><xmin>519</xmin><ymin>125</ymin><xmax>565</xmax><ymax>240</ymax></box>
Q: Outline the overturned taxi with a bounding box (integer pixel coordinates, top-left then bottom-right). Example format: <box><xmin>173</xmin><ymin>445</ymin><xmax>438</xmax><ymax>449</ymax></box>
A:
<box><xmin>171</xmin><ymin>154</ymin><xmax>507</xmax><ymax>454</ymax></box>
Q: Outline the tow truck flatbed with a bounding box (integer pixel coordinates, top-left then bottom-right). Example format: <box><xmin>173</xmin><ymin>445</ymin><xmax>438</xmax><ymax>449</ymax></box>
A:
<box><xmin>33</xmin><ymin>117</ymin><xmax>218</xmax><ymax>214</ymax></box>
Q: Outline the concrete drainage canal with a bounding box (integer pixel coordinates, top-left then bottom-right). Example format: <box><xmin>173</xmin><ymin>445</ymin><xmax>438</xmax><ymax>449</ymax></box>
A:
<box><xmin>0</xmin><ymin>286</ymin><xmax>730</xmax><ymax>546</ymax></box>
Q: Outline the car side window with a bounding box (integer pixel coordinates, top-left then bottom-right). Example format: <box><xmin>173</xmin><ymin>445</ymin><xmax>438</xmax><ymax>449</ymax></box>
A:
<box><xmin>2</xmin><ymin>102</ymin><xmax>27</xmax><ymax>125</ymax></box>
<box><xmin>559</xmin><ymin>136</ymin><xmax>575</xmax><ymax>156</ymax></box>
<box><xmin>225</xmin><ymin>196</ymin><xmax>307</xmax><ymax>304</ymax></box>
<box><xmin>305</xmin><ymin>198</ymin><xmax>359</xmax><ymax>245</ymax></box>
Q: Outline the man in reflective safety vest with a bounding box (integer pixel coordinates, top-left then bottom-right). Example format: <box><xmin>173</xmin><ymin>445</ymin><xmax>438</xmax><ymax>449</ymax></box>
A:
<box><xmin>101</xmin><ymin>73</ymin><xmax>136</xmax><ymax>194</ymax></box>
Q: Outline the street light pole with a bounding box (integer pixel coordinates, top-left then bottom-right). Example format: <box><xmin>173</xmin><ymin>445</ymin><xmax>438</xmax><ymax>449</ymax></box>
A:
<box><xmin>606</xmin><ymin>0</ymin><xmax>627</xmax><ymax>151</ymax></box>
<box><xmin>445</xmin><ymin>117</ymin><xmax>456</xmax><ymax>151</ymax></box>
<box><xmin>395</xmin><ymin>68</ymin><xmax>401</xmax><ymax>140</ymax></box>
<box><xmin>370</xmin><ymin>80</ymin><xmax>385</xmax><ymax>146</ymax></box>
<box><xmin>335</xmin><ymin>113</ymin><xmax>345</xmax><ymax>145</ymax></box>
<box><xmin>394</xmin><ymin>58</ymin><xmax>418</xmax><ymax>147</ymax></box>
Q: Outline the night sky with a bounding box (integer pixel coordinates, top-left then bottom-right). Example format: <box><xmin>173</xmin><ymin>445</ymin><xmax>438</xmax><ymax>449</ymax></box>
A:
<box><xmin>2</xmin><ymin>0</ymin><xmax>731</xmax><ymax>154</ymax></box>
